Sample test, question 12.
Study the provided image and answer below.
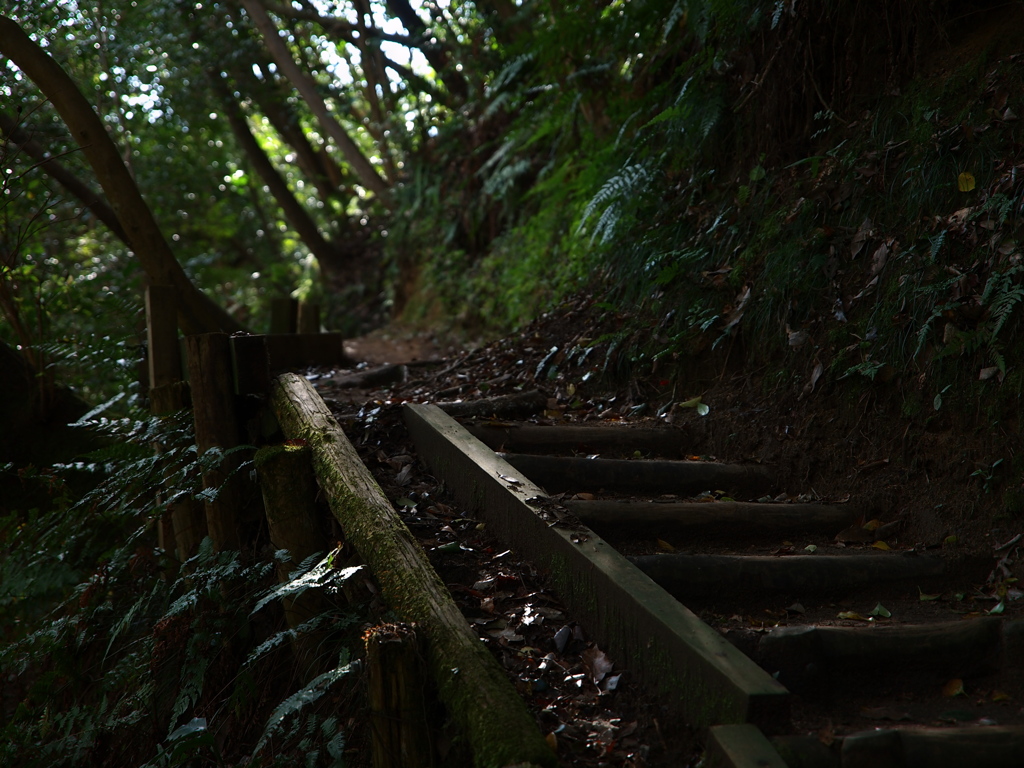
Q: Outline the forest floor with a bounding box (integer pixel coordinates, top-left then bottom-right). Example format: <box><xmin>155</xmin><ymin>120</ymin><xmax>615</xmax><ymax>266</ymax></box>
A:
<box><xmin>300</xmin><ymin>296</ymin><xmax>1024</xmax><ymax>767</ymax></box>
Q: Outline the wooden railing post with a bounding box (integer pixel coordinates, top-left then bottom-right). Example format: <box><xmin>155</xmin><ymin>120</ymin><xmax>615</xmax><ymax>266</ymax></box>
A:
<box><xmin>365</xmin><ymin>623</ymin><xmax>436</xmax><ymax>768</ymax></box>
<box><xmin>145</xmin><ymin>285</ymin><xmax>206</xmax><ymax>561</ymax></box>
<box><xmin>185</xmin><ymin>332</ymin><xmax>245</xmax><ymax>552</ymax></box>
<box><xmin>269</xmin><ymin>296</ymin><xmax>298</xmax><ymax>334</ymax></box>
<box><xmin>256</xmin><ymin>442</ymin><xmax>326</xmax><ymax>679</ymax></box>
<box><xmin>296</xmin><ymin>301</ymin><xmax>321</xmax><ymax>335</ymax></box>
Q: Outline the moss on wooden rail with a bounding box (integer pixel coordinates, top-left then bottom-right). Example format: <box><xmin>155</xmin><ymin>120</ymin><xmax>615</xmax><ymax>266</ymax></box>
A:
<box><xmin>269</xmin><ymin>373</ymin><xmax>554</xmax><ymax>768</ymax></box>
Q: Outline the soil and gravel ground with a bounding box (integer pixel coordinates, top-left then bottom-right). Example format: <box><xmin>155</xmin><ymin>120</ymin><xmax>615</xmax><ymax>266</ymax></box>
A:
<box><xmin>302</xmin><ymin>296</ymin><xmax>1024</xmax><ymax>766</ymax></box>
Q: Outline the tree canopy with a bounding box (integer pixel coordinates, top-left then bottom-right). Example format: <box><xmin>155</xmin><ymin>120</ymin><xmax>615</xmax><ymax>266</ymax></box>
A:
<box><xmin>5</xmin><ymin>1</ymin><xmax>1024</xmax><ymax>389</ymax></box>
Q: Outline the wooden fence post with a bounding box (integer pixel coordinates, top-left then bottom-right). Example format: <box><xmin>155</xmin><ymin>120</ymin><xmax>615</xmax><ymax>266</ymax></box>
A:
<box><xmin>145</xmin><ymin>285</ymin><xmax>206</xmax><ymax>561</ymax></box>
<box><xmin>364</xmin><ymin>623</ymin><xmax>436</xmax><ymax>768</ymax></box>
<box><xmin>185</xmin><ymin>332</ymin><xmax>245</xmax><ymax>552</ymax></box>
<box><xmin>269</xmin><ymin>297</ymin><xmax>298</xmax><ymax>334</ymax></box>
<box><xmin>256</xmin><ymin>442</ymin><xmax>327</xmax><ymax>679</ymax></box>
<box><xmin>296</xmin><ymin>301</ymin><xmax>321</xmax><ymax>335</ymax></box>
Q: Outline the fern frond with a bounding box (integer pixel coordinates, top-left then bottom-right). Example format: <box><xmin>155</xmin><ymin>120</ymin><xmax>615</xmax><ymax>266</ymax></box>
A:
<box><xmin>252</xmin><ymin>654</ymin><xmax>357</xmax><ymax>756</ymax></box>
<box><xmin>577</xmin><ymin>163</ymin><xmax>652</xmax><ymax>241</ymax></box>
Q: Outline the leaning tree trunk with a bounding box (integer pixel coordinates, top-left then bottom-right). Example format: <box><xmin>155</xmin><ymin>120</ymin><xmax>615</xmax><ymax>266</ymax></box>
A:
<box><xmin>0</xmin><ymin>15</ymin><xmax>243</xmax><ymax>336</ymax></box>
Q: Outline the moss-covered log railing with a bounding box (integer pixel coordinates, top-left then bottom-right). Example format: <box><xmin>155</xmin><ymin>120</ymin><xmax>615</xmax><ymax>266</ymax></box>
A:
<box><xmin>269</xmin><ymin>373</ymin><xmax>554</xmax><ymax>768</ymax></box>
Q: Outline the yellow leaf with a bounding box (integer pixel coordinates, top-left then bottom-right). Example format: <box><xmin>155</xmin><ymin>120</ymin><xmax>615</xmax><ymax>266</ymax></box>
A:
<box><xmin>958</xmin><ymin>172</ymin><xmax>976</xmax><ymax>192</ymax></box>
<box><xmin>546</xmin><ymin>732</ymin><xmax>558</xmax><ymax>751</ymax></box>
<box><xmin>992</xmin><ymin>690</ymin><xmax>1012</xmax><ymax>702</ymax></box>
<box><xmin>678</xmin><ymin>395</ymin><xmax>703</xmax><ymax>409</ymax></box>
<box><xmin>656</xmin><ymin>539</ymin><xmax>676</xmax><ymax>552</ymax></box>
<box><xmin>872</xmin><ymin>540</ymin><xmax>891</xmax><ymax>551</ymax></box>
<box><xmin>942</xmin><ymin>678</ymin><xmax>965</xmax><ymax>697</ymax></box>
<box><xmin>863</xmin><ymin>519</ymin><xmax>882</xmax><ymax>531</ymax></box>
<box><xmin>837</xmin><ymin>611</ymin><xmax>871</xmax><ymax>621</ymax></box>
<box><xmin>919</xmin><ymin>588</ymin><xmax>941</xmax><ymax>601</ymax></box>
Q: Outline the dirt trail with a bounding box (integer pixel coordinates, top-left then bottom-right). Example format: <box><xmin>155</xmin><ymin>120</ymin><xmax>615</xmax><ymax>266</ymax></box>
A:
<box><xmin>343</xmin><ymin>325</ymin><xmax>461</xmax><ymax>365</ymax></box>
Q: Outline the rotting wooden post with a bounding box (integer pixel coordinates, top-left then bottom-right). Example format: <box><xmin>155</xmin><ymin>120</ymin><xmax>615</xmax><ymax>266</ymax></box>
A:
<box><xmin>256</xmin><ymin>441</ymin><xmax>326</xmax><ymax>680</ymax></box>
<box><xmin>146</xmin><ymin>285</ymin><xmax>205</xmax><ymax>561</ymax></box>
<box><xmin>365</xmin><ymin>623</ymin><xmax>435</xmax><ymax>768</ymax></box>
<box><xmin>230</xmin><ymin>334</ymin><xmax>271</xmax><ymax>396</ymax></box>
<box><xmin>297</xmin><ymin>301</ymin><xmax>320</xmax><ymax>335</ymax></box>
<box><xmin>269</xmin><ymin>296</ymin><xmax>298</xmax><ymax>334</ymax></box>
<box><xmin>230</xmin><ymin>333</ymin><xmax>273</xmax><ymax>455</ymax></box>
<box><xmin>146</xmin><ymin>285</ymin><xmax>183</xmax><ymax>406</ymax></box>
<box><xmin>185</xmin><ymin>332</ymin><xmax>244</xmax><ymax>551</ymax></box>
<box><xmin>270</xmin><ymin>373</ymin><xmax>555</xmax><ymax>768</ymax></box>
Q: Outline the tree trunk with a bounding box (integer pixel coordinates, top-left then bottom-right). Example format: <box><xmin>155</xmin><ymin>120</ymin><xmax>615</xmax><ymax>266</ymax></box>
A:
<box><xmin>270</xmin><ymin>373</ymin><xmax>554</xmax><ymax>768</ymax></box>
<box><xmin>214</xmin><ymin>75</ymin><xmax>346</xmax><ymax>270</ymax></box>
<box><xmin>0</xmin><ymin>15</ymin><xmax>243</xmax><ymax>336</ymax></box>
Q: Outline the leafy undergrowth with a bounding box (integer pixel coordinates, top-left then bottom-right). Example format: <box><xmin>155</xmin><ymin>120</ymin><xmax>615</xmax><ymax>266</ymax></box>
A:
<box><xmin>0</xmin><ymin>409</ymin><xmax>376</xmax><ymax>768</ymax></box>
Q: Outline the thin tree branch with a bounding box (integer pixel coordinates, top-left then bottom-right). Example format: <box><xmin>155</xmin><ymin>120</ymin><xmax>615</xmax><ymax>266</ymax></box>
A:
<box><xmin>230</xmin><ymin>64</ymin><xmax>343</xmax><ymax>203</ymax></box>
<box><xmin>214</xmin><ymin>74</ymin><xmax>345</xmax><ymax>274</ymax></box>
<box><xmin>237</xmin><ymin>0</ymin><xmax>393</xmax><ymax>205</ymax></box>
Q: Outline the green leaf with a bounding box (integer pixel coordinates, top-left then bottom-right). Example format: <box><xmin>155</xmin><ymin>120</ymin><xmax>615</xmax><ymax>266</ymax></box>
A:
<box><xmin>869</xmin><ymin>602</ymin><xmax>891</xmax><ymax>618</ymax></box>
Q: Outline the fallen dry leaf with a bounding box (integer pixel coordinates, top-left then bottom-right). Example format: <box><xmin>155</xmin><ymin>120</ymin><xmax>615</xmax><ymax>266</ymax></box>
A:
<box><xmin>582</xmin><ymin>645</ymin><xmax>614</xmax><ymax>684</ymax></box>
<box><xmin>943</xmin><ymin>678</ymin><xmax>966</xmax><ymax>697</ymax></box>
<box><xmin>837</xmin><ymin>611</ymin><xmax>872</xmax><ymax>622</ymax></box>
<box><xmin>851</xmin><ymin>217</ymin><xmax>873</xmax><ymax>258</ymax></box>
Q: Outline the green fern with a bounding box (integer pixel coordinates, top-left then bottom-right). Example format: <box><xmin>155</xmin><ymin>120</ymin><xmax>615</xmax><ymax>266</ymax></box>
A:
<box><xmin>577</xmin><ymin>163</ymin><xmax>653</xmax><ymax>244</ymax></box>
<box><xmin>252</xmin><ymin>652</ymin><xmax>358</xmax><ymax>757</ymax></box>
<box><xmin>984</xmin><ymin>266</ymin><xmax>1024</xmax><ymax>339</ymax></box>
